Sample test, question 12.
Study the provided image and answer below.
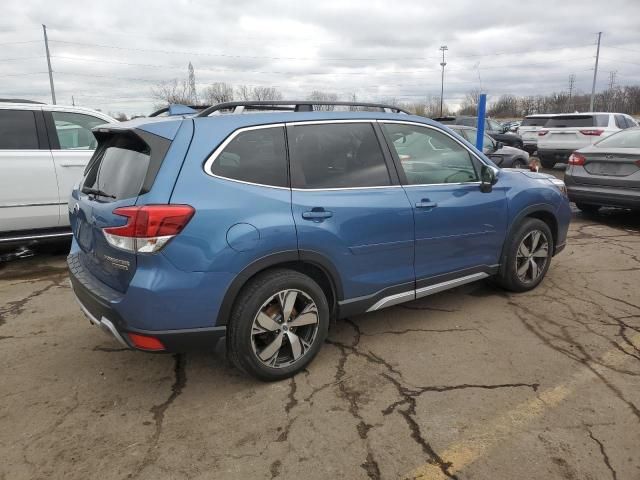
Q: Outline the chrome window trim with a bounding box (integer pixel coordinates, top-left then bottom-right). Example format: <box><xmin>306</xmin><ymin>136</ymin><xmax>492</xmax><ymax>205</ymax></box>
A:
<box><xmin>202</xmin><ymin>123</ymin><xmax>289</xmax><ymax>190</ymax></box>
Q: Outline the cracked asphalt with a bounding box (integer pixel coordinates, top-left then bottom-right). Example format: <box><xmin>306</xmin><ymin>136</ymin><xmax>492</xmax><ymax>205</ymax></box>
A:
<box><xmin>1</xmin><ymin>182</ymin><xmax>639</xmax><ymax>479</ymax></box>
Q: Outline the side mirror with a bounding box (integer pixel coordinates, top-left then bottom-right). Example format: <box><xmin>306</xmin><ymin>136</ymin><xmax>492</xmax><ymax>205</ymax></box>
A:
<box><xmin>495</xmin><ymin>141</ymin><xmax>504</xmax><ymax>150</ymax></box>
<box><xmin>480</xmin><ymin>165</ymin><xmax>498</xmax><ymax>193</ymax></box>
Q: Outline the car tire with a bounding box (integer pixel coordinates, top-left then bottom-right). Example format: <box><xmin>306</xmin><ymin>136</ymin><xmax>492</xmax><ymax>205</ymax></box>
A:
<box><xmin>496</xmin><ymin>218</ymin><xmax>554</xmax><ymax>293</ymax></box>
<box><xmin>539</xmin><ymin>158</ymin><xmax>556</xmax><ymax>169</ymax></box>
<box><xmin>512</xmin><ymin>158</ymin><xmax>527</xmax><ymax>169</ymax></box>
<box><xmin>576</xmin><ymin>203</ymin><xmax>601</xmax><ymax>214</ymax></box>
<box><xmin>227</xmin><ymin>269</ymin><xmax>330</xmax><ymax>381</ymax></box>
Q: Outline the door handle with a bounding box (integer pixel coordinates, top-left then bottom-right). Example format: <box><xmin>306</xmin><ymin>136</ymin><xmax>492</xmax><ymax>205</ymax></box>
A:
<box><xmin>302</xmin><ymin>208</ymin><xmax>333</xmax><ymax>220</ymax></box>
<box><xmin>415</xmin><ymin>200</ymin><xmax>438</xmax><ymax>209</ymax></box>
<box><xmin>59</xmin><ymin>163</ymin><xmax>86</xmax><ymax>168</ymax></box>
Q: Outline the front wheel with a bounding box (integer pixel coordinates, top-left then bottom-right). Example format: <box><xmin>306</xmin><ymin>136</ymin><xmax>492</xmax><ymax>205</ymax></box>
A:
<box><xmin>512</xmin><ymin>158</ymin><xmax>527</xmax><ymax>169</ymax></box>
<box><xmin>496</xmin><ymin>218</ymin><xmax>554</xmax><ymax>292</ymax></box>
<box><xmin>227</xmin><ymin>269</ymin><xmax>330</xmax><ymax>381</ymax></box>
<box><xmin>539</xmin><ymin>158</ymin><xmax>556</xmax><ymax>169</ymax></box>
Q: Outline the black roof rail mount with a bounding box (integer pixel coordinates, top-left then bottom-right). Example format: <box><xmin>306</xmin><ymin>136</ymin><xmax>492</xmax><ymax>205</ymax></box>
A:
<box><xmin>196</xmin><ymin>100</ymin><xmax>410</xmax><ymax>117</ymax></box>
<box><xmin>0</xmin><ymin>98</ymin><xmax>45</xmax><ymax>104</ymax></box>
<box><xmin>149</xmin><ymin>104</ymin><xmax>212</xmax><ymax>117</ymax></box>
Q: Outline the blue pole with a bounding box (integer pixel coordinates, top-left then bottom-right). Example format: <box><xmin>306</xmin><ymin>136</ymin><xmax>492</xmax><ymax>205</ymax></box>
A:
<box><xmin>475</xmin><ymin>93</ymin><xmax>487</xmax><ymax>151</ymax></box>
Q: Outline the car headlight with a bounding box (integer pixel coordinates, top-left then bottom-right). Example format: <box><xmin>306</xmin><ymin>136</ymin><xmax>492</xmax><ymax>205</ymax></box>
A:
<box><xmin>549</xmin><ymin>178</ymin><xmax>567</xmax><ymax>197</ymax></box>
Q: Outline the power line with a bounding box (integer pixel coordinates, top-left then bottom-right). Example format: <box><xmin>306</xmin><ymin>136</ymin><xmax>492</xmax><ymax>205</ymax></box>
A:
<box><xmin>0</xmin><ymin>40</ymin><xmax>40</xmax><ymax>46</ymax></box>
<box><xmin>0</xmin><ymin>56</ymin><xmax>44</xmax><ymax>62</ymax></box>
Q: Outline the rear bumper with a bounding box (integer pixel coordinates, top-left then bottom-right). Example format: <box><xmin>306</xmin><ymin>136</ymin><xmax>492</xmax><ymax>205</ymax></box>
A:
<box><xmin>68</xmin><ymin>252</ymin><xmax>226</xmax><ymax>352</ymax></box>
<box><xmin>537</xmin><ymin>149</ymin><xmax>575</xmax><ymax>163</ymax></box>
<box><xmin>566</xmin><ymin>183</ymin><xmax>640</xmax><ymax>208</ymax></box>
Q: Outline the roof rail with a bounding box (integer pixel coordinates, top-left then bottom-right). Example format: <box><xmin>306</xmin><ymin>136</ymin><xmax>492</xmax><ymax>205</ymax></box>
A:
<box><xmin>196</xmin><ymin>100</ymin><xmax>410</xmax><ymax>117</ymax></box>
<box><xmin>149</xmin><ymin>104</ymin><xmax>211</xmax><ymax>117</ymax></box>
<box><xmin>0</xmin><ymin>98</ymin><xmax>45</xmax><ymax>104</ymax></box>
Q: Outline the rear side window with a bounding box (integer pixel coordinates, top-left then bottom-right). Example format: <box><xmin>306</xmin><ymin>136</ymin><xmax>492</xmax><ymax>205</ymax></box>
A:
<box><xmin>458</xmin><ymin>118</ymin><xmax>477</xmax><ymax>127</ymax></box>
<box><xmin>0</xmin><ymin>110</ymin><xmax>39</xmax><ymax>149</ymax></box>
<box><xmin>595</xmin><ymin>129</ymin><xmax>640</xmax><ymax>148</ymax></box>
<box><xmin>210</xmin><ymin>126</ymin><xmax>288</xmax><ymax>188</ymax></box>
<box><xmin>288</xmin><ymin>123</ymin><xmax>390</xmax><ymax>189</ymax></box>
<box><xmin>545</xmin><ymin>115</ymin><xmax>609</xmax><ymax>128</ymax></box>
<box><xmin>52</xmin><ymin>112</ymin><xmax>105</xmax><ymax>149</ymax></box>
<box><xmin>521</xmin><ymin>116</ymin><xmax>552</xmax><ymax>127</ymax></box>
<box><xmin>82</xmin><ymin>133</ymin><xmax>151</xmax><ymax>201</ymax></box>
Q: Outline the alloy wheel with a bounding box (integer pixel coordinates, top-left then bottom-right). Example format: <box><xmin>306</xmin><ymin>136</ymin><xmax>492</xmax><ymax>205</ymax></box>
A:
<box><xmin>516</xmin><ymin>230</ymin><xmax>549</xmax><ymax>283</ymax></box>
<box><xmin>251</xmin><ymin>289</ymin><xmax>319</xmax><ymax>368</ymax></box>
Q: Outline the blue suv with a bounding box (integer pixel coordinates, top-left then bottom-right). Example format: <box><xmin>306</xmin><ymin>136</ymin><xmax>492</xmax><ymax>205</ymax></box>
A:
<box><xmin>68</xmin><ymin>101</ymin><xmax>571</xmax><ymax>380</ymax></box>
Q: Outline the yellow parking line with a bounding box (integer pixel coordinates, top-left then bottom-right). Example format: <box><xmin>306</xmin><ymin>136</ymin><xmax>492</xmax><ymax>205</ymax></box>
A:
<box><xmin>406</xmin><ymin>333</ymin><xmax>640</xmax><ymax>479</ymax></box>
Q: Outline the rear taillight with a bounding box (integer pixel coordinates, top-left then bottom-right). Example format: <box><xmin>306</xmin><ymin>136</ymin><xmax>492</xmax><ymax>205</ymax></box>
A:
<box><xmin>568</xmin><ymin>153</ymin><xmax>586</xmax><ymax>166</ymax></box>
<box><xmin>579</xmin><ymin>129</ymin><xmax>604</xmax><ymax>136</ymax></box>
<box><xmin>538</xmin><ymin>130</ymin><xmax>549</xmax><ymax>136</ymax></box>
<box><xmin>103</xmin><ymin>205</ymin><xmax>195</xmax><ymax>253</ymax></box>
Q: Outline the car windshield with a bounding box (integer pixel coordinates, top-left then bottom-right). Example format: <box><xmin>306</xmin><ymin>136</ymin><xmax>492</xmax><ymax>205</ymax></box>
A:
<box><xmin>521</xmin><ymin>117</ymin><xmax>552</xmax><ymax>127</ymax></box>
<box><xmin>595</xmin><ymin>128</ymin><xmax>640</xmax><ymax>148</ymax></box>
<box><xmin>545</xmin><ymin>115</ymin><xmax>609</xmax><ymax>128</ymax></box>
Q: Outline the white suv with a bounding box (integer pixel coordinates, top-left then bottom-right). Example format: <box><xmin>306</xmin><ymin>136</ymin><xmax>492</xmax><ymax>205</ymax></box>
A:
<box><xmin>537</xmin><ymin>112</ymin><xmax>638</xmax><ymax>168</ymax></box>
<box><xmin>517</xmin><ymin>114</ymin><xmax>556</xmax><ymax>154</ymax></box>
<box><xmin>0</xmin><ymin>100</ymin><xmax>117</xmax><ymax>245</ymax></box>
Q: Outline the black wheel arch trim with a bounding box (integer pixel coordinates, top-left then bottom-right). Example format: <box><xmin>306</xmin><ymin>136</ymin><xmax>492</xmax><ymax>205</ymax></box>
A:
<box><xmin>215</xmin><ymin>249</ymin><xmax>344</xmax><ymax>326</ymax></box>
<box><xmin>499</xmin><ymin>203</ymin><xmax>559</xmax><ymax>274</ymax></box>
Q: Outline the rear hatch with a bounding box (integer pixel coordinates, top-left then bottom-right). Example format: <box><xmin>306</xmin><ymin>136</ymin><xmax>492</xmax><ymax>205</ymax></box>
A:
<box><xmin>539</xmin><ymin>114</ymin><xmax>609</xmax><ymax>150</ymax></box>
<box><xmin>519</xmin><ymin>116</ymin><xmax>553</xmax><ymax>143</ymax></box>
<box><xmin>69</xmin><ymin>129</ymin><xmax>170</xmax><ymax>292</ymax></box>
<box><xmin>571</xmin><ymin>147</ymin><xmax>640</xmax><ymax>188</ymax></box>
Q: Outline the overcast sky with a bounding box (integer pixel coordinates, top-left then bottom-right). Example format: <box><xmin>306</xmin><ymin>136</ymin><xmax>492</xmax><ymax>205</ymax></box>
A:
<box><xmin>2</xmin><ymin>0</ymin><xmax>639</xmax><ymax>116</ymax></box>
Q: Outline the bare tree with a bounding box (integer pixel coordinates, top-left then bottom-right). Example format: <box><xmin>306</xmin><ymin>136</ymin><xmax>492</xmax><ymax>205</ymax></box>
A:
<box><xmin>151</xmin><ymin>78</ymin><xmax>192</xmax><ymax>106</ymax></box>
<box><xmin>307</xmin><ymin>90</ymin><xmax>339</xmax><ymax>110</ymax></box>
<box><xmin>236</xmin><ymin>85</ymin><xmax>283</xmax><ymax>102</ymax></box>
<box><xmin>202</xmin><ymin>82</ymin><xmax>234</xmax><ymax>104</ymax></box>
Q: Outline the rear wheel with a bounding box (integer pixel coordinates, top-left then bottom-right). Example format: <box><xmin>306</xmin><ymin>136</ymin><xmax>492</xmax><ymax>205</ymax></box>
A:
<box><xmin>497</xmin><ymin>218</ymin><xmax>553</xmax><ymax>292</ymax></box>
<box><xmin>576</xmin><ymin>203</ymin><xmax>601</xmax><ymax>214</ymax></box>
<box><xmin>512</xmin><ymin>158</ymin><xmax>527</xmax><ymax>169</ymax></box>
<box><xmin>227</xmin><ymin>269</ymin><xmax>330</xmax><ymax>381</ymax></box>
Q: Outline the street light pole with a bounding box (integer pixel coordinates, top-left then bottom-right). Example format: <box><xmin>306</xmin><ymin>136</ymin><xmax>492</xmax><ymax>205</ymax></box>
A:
<box><xmin>439</xmin><ymin>45</ymin><xmax>448</xmax><ymax>116</ymax></box>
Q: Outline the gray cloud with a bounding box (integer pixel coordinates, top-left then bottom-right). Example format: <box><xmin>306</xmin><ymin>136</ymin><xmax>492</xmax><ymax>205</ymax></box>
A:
<box><xmin>1</xmin><ymin>0</ymin><xmax>639</xmax><ymax>116</ymax></box>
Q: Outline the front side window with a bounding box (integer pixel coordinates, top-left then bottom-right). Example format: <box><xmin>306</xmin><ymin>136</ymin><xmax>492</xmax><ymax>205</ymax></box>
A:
<box><xmin>210</xmin><ymin>126</ymin><xmax>288</xmax><ymax>188</ymax></box>
<box><xmin>288</xmin><ymin>122</ymin><xmax>390</xmax><ymax>189</ymax></box>
<box><xmin>0</xmin><ymin>109</ymin><xmax>39</xmax><ymax>149</ymax></box>
<box><xmin>383</xmin><ymin>123</ymin><xmax>479</xmax><ymax>185</ymax></box>
<box><xmin>52</xmin><ymin>112</ymin><xmax>106</xmax><ymax>150</ymax></box>
<box><xmin>615</xmin><ymin>115</ymin><xmax>628</xmax><ymax>129</ymax></box>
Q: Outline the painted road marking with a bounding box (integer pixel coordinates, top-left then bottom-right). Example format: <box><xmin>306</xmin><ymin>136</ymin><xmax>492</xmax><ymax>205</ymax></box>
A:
<box><xmin>405</xmin><ymin>332</ymin><xmax>640</xmax><ymax>479</ymax></box>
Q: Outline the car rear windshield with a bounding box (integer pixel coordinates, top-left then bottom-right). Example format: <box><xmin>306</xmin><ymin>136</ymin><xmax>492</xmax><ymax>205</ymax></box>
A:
<box><xmin>544</xmin><ymin>115</ymin><xmax>609</xmax><ymax>128</ymax></box>
<box><xmin>82</xmin><ymin>133</ymin><xmax>151</xmax><ymax>201</ymax></box>
<box><xmin>595</xmin><ymin>128</ymin><xmax>640</xmax><ymax>148</ymax></box>
<box><xmin>521</xmin><ymin>116</ymin><xmax>552</xmax><ymax>127</ymax></box>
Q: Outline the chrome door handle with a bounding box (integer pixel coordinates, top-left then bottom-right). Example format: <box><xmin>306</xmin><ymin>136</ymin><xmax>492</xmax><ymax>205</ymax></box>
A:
<box><xmin>302</xmin><ymin>209</ymin><xmax>333</xmax><ymax>220</ymax></box>
<box><xmin>59</xmin><ymin>163</ymin><xmax>86</xmax><ymax>168</ymax></box>
<box><xmin>415</xmin><ymin>200</ymin><xmax>437</xmax><ymax>209</ymax></box>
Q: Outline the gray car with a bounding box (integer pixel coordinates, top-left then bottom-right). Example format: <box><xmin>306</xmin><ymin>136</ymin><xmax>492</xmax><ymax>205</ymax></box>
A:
<box><xmin>448</xmin><ymin>125</ymin><xmax>530</xmax><ymax>168</ymax></box>
<box><xmin>565</xmin><ymin>127</ymin><xmax>640</xmax><ymax>212</ymax></box>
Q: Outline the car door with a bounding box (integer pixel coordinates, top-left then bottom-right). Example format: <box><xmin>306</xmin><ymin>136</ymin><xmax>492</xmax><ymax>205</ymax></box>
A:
<box><xmin>288</xmin><ymin>121</ymin><xmax>415</xmax><ymax>311</ymax></box>
<box><xmin>380</xmin><ymin>121</ymin><xmax>508</xmax><ymax>291</ymax></box>
<box><xmin>45</xmin><ymin>110</ymin><xmax>109</xmax><ymax>226</ymax></box>
<box><xmin>0</xmin><ymin>108</ymin><xmax>60</xmax><ymax>232</ymax></box>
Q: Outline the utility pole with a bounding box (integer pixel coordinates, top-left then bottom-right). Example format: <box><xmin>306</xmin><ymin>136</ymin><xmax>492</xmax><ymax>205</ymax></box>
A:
<box><xmin>42</xmin><ymin>24</ymin><xmax>56</xmax><ymax>105</ymax></box>
<box><xmin>589</xmin><ymin>32</ymin><xmax>602</xmax><ymax>112</ymax></box>
<box><xmin>439</xmin><ymin>45</ymin><xmax>448</xmax><ymax>116</ymax></box>
<box><xmin>567</xmin><ymin>74</ymin><xmax>576</xmax><ymax>112</ymax></box>
<box><xmin>72</xmin><ymin>95</ymin><xmax>75</xmax><ymax>106</ymax></box>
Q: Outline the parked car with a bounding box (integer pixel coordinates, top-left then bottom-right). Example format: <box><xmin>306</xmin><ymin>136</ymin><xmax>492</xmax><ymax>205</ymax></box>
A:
<box><xmin>434</xmin><ymin>116</ymin><xmax>525</xmax><ymax>149</ymax></box>
<box><xmin>448</xmin><ymin>125</ymin><xmax>530</xmax><ymax>168</ymax></box>
<box><xmin>502</xmin><ymin>121</ymin><xmax>520</xmax><ymax>132</ymax></box>
<box><xmin>517</xmin><ymin>114</ymin><xmax>557</xmax><ymax>154</ymax></box>
<box><xmin>565</xmin><ymin>127</ymin><xmax>640</xmax><ymax>212</ymax></box>
<box><xmin>0</xmin><ymin>100</ymin><xmax>117</xmax><ymax>246</ymax></box>
<box><xmin>68</xmin><ymin>100</ymin><xmax>571</xmax><ymax>381</ymax></box>
<box><xmin>537</xmin><ymin>112</ymin><xmax>638</xmax><ymax>169</ymax></box>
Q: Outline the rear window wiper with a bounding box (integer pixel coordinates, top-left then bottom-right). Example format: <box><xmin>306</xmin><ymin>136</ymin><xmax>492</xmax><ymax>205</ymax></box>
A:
<box><xmin>82</xmin><ymin>187</ymin><xmax>116</xmax><ymax>199</ymax></box>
